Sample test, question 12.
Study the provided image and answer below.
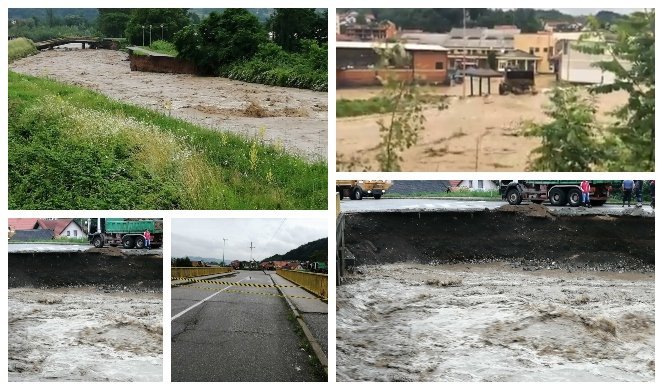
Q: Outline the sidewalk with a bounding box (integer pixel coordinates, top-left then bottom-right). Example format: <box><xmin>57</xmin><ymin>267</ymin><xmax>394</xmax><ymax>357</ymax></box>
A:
<box><xmin>270</xmin><ymin>273</ymin><xmax>328</xmax><ymax>360</ymax></box>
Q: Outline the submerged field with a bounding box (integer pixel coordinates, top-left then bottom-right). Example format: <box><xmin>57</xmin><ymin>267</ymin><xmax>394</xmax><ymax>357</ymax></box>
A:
<box><xmin>8</xmin><ymin>71</ymin><xmax>326</xmax><ymax>210</ymax></box>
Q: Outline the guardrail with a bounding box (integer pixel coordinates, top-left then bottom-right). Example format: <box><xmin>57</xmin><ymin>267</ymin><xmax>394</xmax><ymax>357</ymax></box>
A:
<box><xmin>277</xmin><ymin>269</ymin><xmax>328</xmax><ymax>300</ymax></box>
<box><xmin>171</xmin><ymin>267</ymin><xmax>233</xmax><ymax>278</ymax></box>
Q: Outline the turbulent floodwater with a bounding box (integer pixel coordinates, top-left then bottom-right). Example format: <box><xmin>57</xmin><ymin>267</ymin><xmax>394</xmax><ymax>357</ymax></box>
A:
<box><xmin>9</xmin><ymin>288</ymin><xmax>163</xmax><ymax>381</ymax></box>
<box><xmin>337</xmin><ymin>263</ymin><xmax>655</xmax><ymax>382</ymax></box>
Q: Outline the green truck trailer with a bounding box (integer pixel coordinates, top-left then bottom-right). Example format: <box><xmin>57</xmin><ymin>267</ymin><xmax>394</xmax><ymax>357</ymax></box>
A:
<box><xmin>500</xmin><ymin>180</ymin><xmax>615</xmax><ymax>207</ymax></box>
<box><xmin>87</xmin><ymin>218</ymin><xmax>163</xmax><ymax>249</ymax></box>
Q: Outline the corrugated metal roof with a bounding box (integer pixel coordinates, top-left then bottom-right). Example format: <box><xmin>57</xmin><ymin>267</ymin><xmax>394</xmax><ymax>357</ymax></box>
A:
<box><xmin>336</xmin><ymin>41</ymin><xmax>448</xmax><ymax>52</ymax></box>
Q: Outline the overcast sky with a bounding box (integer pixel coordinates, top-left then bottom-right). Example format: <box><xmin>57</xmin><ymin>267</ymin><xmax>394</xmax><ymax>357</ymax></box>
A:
<box><xmin>171</xmin><ymin>218</ymin><xmax>327</xmax><ymax>261</ymax></box>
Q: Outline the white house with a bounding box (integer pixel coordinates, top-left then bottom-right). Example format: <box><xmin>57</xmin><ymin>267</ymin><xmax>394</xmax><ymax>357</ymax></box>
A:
<box><xmin>554</xmin><ymin>39</ymin><xmax>628</xmax><ymax>84</ymax></box>
<box><xmin>458</xmin><ymin>180</ymin><xmax>499</xmax><ymax>191</ymax></box>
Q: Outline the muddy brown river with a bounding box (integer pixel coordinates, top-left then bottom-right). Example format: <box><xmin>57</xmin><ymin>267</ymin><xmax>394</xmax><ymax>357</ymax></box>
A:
<box><xmin>10</xmin><ymin>49</ymin><xmax>328</xmax><ymax>160</ymax></box>
<box><xmin>337</xmin><ymin>263</ymin><xmax>654</xmax><ymax>382</ymax></box>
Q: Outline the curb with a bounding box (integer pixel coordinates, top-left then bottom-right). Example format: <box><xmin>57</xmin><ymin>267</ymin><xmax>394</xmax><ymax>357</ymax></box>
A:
<box><xmin>269</xmin><ymin>274</ymin><xmax>328</xmax><ymax>376</ymax></box>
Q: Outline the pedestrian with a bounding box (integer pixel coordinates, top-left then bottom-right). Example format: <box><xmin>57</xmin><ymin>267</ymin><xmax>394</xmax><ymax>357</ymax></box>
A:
<box><xmin>634</xmin><ymin>180</ymin><xmax>644</xmax><ymax>207</ymax></box>
<box><xmin>650</xmin><ymin>180</ymin><xmax>655</xmax><ymax>208</ymax></box>
<box><xmin>580</xmin><ymin>180</ymin><xmax>591</xmax><ymax>208</ymax></box>
<box><xmin>622</xmin><ymin>179</ymin><xmax>634</xmax><ymax>207</ymax></box>
<box><xmin>144</xmin><ymin>229</ymin><xmax>151</xmax><ymax>250</ymax></box>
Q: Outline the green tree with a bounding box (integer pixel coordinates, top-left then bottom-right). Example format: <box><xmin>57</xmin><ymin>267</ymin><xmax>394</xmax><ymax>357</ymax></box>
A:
<box><xmin>522</xmin><ymin>87</ymin><xmax>603</xmax><ymax>171</ymax></box>
<box><xmin>174</xmin><ymin>9</ymin><xmax>267</xmax><ymax>75</ymax></box>
<box><xmin>374</xmin><ymin>44</ymin><xmax>430</xmax><ymax>171</ymax></box>
<box><xmin>125</xmin><ymin>8</ymin><xmax>190</xmax><ymax>44</ymax></box>
<box><xmin>97</xmin><ymin>9</ymin><xmax>131</xmax><ymax>38</ymax></box>
<box><xmin>577</xmin><ymin>10</ymin><xmax>655</xmax><ymax>171</ymax></box>
<box><xmin>267</xmin><ymin>9</ymin><xmax>326</xmax><ymax>52</ymax></box>
<box><xmin>174</xmin><ymin>257</ymin><xmax>192</xmax><ymax>267</ymax></box>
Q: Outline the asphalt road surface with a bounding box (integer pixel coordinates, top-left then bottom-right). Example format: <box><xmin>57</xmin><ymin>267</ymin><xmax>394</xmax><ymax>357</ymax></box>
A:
<box><xmin>340</xmin><ymin>198</ymin><xmax>654</xmax><ymax>215</ymax></box>
<box><xmin>171</xmin><ymin>270</ymin><xmax>323</xmax><ymax>382</ymax></box>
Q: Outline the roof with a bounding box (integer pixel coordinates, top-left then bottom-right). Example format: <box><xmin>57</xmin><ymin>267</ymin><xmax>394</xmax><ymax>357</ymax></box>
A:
<box><xmin>463</xmin><ymin>68</ymin><xmax>504</xmax><ymax>78</ymax></box>
<box><xmin>336</xmin><ymin>41</ymin><xmax>448</xmax><ymax>52</ymax></box>
<box><xmin>10</xmin><ymin>229</ymin><xmax>55</xmax><ymax>241</ymax></box>
<box><xmin>38</xmin><ymin>219</ymin><xmax>80</xmax><ymax>236</ymax></box>
<box><xmin>449</xmin><ymin>180</ymin><xmax>462</xmax><ymax>187</ymax></box>
<box><xmin>8</xmin><ymin>218</ymin><xmax>40</xmax><ymax>231</ymax></box>
<box><xmin>497</xmin><ymin>49</ymin><xmax>539</xmax><ymax>60</ymax></box>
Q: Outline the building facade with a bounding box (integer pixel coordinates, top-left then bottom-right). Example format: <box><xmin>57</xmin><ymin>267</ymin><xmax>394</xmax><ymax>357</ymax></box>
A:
<box><xmin>513</xmin><ymin>32</ymin><xmax>555</xmax><ymax>73</ymax></box>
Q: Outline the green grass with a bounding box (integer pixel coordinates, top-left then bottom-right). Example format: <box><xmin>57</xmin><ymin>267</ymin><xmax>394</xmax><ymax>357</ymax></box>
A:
<box><xmin>135</xmin><ymin>40</ymin><xmax>178</xmax><ymax>56</ymax></box>
<box><xmin>10</xmin><ymin>237</ymin><xmax>88</xmax><ymax>244</ymax></box>
<box><xmin>8</xmin><ymin>71</ymin><xmax>326</xmax><ymax>210</ymax></box>
<box><xmin>337</xmin><ymin>95</ymin><xmax>447</xmax><ymax>118</ymax></box>
<box><xmin>8</xmin><ymin>38</ymin><xmax>38</xmax><ymax>63</ymax></box>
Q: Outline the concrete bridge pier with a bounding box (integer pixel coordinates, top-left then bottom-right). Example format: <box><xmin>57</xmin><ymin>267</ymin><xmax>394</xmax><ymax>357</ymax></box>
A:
<box><xmin>82</xmin><ymin>42</ymin><xmax>86</xmax><ymax>49</ymax></box>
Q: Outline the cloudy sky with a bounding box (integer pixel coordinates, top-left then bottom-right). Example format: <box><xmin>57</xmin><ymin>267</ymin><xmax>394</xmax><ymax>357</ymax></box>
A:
<box><xmin>171</xmin><ymin>218</ymin><xmax>327</xmax><ymax>261</ymax></box>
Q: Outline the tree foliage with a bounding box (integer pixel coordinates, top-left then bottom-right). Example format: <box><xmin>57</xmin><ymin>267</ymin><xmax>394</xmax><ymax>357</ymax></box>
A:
<box><xmin>125</xmin><ymin>8</ymin><xmax>190</xmax><ymax>45</ymax></box>
<box><xmin>578</xmin><ymin>10</ymin><xmax>655</xmax><ymax>171</ymax></box>
<box><xmin>268</xmin><ymin>9</ymin><xmax>327</xmax><ymax>52</ymax></box>
<box><xmin>97</xmin><ymin>9</ymin><xmax>132</xmax><ymax>38</ymax></box>
<box><xmin>174</xmin><ymin>9</ymin><xmax>267</xmax><ymax>75</ymax></box>
<box><xmin>522</xmin><ymin>87</ymin><xmax>603</xmax><ymax>172</ymax></box>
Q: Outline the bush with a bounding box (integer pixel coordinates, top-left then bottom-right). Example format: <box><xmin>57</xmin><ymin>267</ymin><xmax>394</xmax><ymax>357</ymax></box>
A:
<box><xmin>221</xmin><ymin>41</ymin><xmax>328</xmax><ymax>91</ymax></box>
<box><xmin>8</xmin><ymin>38</ymin><xmax>38</xmax><ymax>63</ymax></box>
<box><xmin>8</xmin><ymin>25</ymin><xmax>95</xmax><ymax>42</ymax></box>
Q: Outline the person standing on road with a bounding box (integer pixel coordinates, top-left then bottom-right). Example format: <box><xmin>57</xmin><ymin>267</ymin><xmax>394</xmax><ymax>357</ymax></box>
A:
<box><xmin>634</xmin><ymin>180</ymin><xmax>644</xmax><ymax>207</ymax></box>
<box><xmin>144</xmin><ymin>229</ymin><xmax>152</xmax><ymax>250</ymax></box>
<box><xmin>622</xmin><ymin>179</ymin><xmax>634</xmax><ymax>207</ymax></box>
<box><xmin>580</xmin><ymin>180</ymin><xmax>591</xmax><ymax>208</ymax></box>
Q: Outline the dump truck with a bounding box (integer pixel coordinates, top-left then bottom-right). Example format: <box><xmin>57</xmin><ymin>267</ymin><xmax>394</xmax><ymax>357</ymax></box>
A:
<box><xmin>500</xmin><ymin>180</ymin><xmax>613</xmax><ymax>207</ymax></box>
<box><xmin>87</xmin><ymin>218</ymin><xmax>163</xmax><ymax>249</ymax></box>
<box><xmin>499</xmin><ymin>68</ymin><xmax>535</xmax><ymax>95</ymax></box>
<box><xmin>336</xmin><ymin>180</ymin><xmax>393</xmax><ymax>200</ymax></box>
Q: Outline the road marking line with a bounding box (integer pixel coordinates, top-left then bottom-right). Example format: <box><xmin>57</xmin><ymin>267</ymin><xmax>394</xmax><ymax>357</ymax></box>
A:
<box><xmin>179</xmin><ymin>285</ymin><xmax>320</xmax><ymax>300</ymax></box>
<box><xmin>170</xmin><ymin>277</ymin><xmax>296</xmax><ymax>288</ymax></box>
<box><xmin>171</xmin><ymin>276</ymin><xmax>250</xmax><ymax>321</ymax></box>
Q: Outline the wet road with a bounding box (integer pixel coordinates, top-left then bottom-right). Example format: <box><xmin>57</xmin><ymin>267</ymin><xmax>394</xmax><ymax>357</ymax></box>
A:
<box><xmin>171</xmin><ymin>270</ymin><xmax>322</xmax><ymax>382</ymax></box>
<box><xmin>340</xmin><ymin>198</ymin><xmax>654</xmax><ymax>216</ymax></box>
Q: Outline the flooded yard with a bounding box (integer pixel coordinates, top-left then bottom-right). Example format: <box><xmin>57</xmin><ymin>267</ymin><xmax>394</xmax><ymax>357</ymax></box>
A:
<box><xmin>8</xmin><ymin>288</ymin><xmax>162</xmax><ymax>382</ymax></box>
<box><xmin>10</xmin><ymin>49</ymin><xmax>327</xmax><ymax>160</ymax></box>
<box><xmin>336</xmin><ymin>77</ymin><xmax>627</xmax><ymax>171</ymax></box>
<box><xmin>337</xmin><ymin>263</ymin><xmax>654</xmax><ymax>382</ymax></box>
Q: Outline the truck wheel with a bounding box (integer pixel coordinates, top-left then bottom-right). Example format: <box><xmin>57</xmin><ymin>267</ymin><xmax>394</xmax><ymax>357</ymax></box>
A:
<box><xmin>549</xmin><ymin>188</ymin><xmax>567</xmax><ymax>206</ymax></box>
<box><xmin>93</xmin><ymin>235</ymin><xmax>104</xmax><ymax>248</ymax></box>
<box><xmin>567</xmin><ymin>188</ymin><xmax>582</xmax><ymax>207</ymax></box>
<box><xmin>373</xmin><ymin>194</ymin><xmax>382</xmax><ymax>199</ymax></box>
<box><xmin>353</xmin><ymin>187</ymin><xmax>363</xmax><ymax>201</ymax></box>
<box><xmin>122</xmin><ymin>236</ymin><xmax>135</xmax><ymax>249</ymax></box>
<box><xmin>135</xmin><ymin>236</ymin><xmax>145</xmax><ymax>249</ymax></box>
<box><xmin>506</xmin><ymin>188</ymin><xmax>522</xmax><ymax>205</ymax></box>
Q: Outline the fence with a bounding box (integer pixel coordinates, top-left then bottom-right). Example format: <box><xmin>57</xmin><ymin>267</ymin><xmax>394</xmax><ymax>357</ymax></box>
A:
<box><xmin>171</xmin><ymin>267</ymin><xmax>233</xmax><ymax>278</ymax></box>
<box><xmin>277</xmin><ymin>269</ymin><xmax>328</xmax><ymax>300</ymax></box>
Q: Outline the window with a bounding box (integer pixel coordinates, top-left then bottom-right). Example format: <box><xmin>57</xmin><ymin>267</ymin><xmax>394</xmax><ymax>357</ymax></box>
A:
<box><xmin>479</xmin><ymin>180</ymin><xmax>484</xmax><ymax>189</ymax></box>
<box><xmin>74</xmin><ymin>230</ymin><xmax>78</xmax><ymax>237</ymax></box>
<box><xmin>543</xmin><ymin>47</ymin><xmax>548</xmax><ymax>53</ymax></box>
<box><xmin>535</xmin><ymin>47</ymin><xmax>540</xmax><ymax>52</ymax></box>
<box><xmin>67</xmin><ymin>231</ymin><xmax>70</xmax><ymax>236</ymax></box>
<box><xmin>435</xmin><ymin>62</ymin><xmax>444</xmax><ymax>70</ymax></box>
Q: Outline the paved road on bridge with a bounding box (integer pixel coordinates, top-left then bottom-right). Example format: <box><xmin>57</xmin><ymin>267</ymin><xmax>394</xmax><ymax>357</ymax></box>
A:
<box><xmin>340</xmin><ymin>198</ymin><xmax>653</xmax><ymax>215</ymax></box>
<box><xmin>171</xmin><ymin>270</ymin><xmax>325</xmax><ymax>382</ymax></box>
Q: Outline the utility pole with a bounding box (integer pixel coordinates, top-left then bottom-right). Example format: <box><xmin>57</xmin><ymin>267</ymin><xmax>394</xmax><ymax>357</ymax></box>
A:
<box><xmin>249</xmin><ymin>242</ymin><xmax>255</xmax><ymax>269</ymax></box>
<box><xmin>149</xmin><ymin>25</ymin><xmax>152</xmax><ymax>46</ymax></box>
<box><xmin>142</xmin><ymin>25</ymin><xmax>145</xmax><ymax>46</ymax></box>
<box><xmin>161</xmin><ymin>24</ymin><xmax>165</xmax><ymax>41</ymax></box>
<box><xmin>222</xmin><ymin>238</ymin><xmax>228</xmax><ymax>265</ymax></box>
<box><xmin>462</xmin><ymin>8</ymin><xmax>467</xmax><ymax>99</ymax></box>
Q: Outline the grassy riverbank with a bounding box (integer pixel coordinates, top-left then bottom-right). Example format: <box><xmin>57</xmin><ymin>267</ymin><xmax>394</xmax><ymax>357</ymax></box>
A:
<box><xmin>8</xmin><ymin>71</ymin><xmax>326</xmax><ymax>210</ymax></box>
<box><xmin>8</xmin><ymin>38</ymin><xmax>38</xmax><ymax>63</ymax></box>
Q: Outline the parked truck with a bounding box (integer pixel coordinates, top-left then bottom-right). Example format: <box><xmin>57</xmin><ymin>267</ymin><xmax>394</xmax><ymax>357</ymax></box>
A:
<box><xmin>500</xmin><ymin>180</ymin><xmax>613</xmax><ymax>207</ymax></box>
<box><xmin>87</xmin><ymin>218</ymin><xmax>163</xmax><ymax>249</ymax></box>
<box><xmin>336</xmin><ymin>180</ymin><xmax>393</xmax><ymax>200</ymax></box>
<box><xmin>499</xmin><ymin>69</ymin><xmax>535</xmax><ymax>95</ymax></box>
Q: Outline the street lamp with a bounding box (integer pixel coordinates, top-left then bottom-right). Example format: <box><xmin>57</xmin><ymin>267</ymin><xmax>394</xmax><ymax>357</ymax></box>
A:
<box><xmin>222</xmin><ymin>238</ymin><xmax>228</xmax><ymax>266</ymax></box>
<box><xmin>149</xmin><ymin>25</ymin><xmax>152</xmax><ymax>46</ymax></box>
<box><xmin>160</xmin><ymin>24</ymin><xmax>165</xmax><ymax>41</ymax></box>
<box><xmin>141</xmin><ymin>25</ymin><xmax>145</xmax><ymax>46</ymax></box>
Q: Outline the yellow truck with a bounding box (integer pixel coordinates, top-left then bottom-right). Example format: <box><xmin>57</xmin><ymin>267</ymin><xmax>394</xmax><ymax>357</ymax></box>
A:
<box><xmin>335</xmin><ymin>180</ymin><xmax>392</xmax><ymax>200</ymax></box>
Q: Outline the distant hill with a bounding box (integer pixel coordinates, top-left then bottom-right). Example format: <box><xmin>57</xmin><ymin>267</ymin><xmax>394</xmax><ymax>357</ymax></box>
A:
<box><xmin>262</xmin><ymin>237</ymin><xmax>327</xmax><ymax>263</ymax></box>
<box><xmin>9</xmin><ymin>8</ymin><xmax>99</xmax><ymax>21</ymax></box>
